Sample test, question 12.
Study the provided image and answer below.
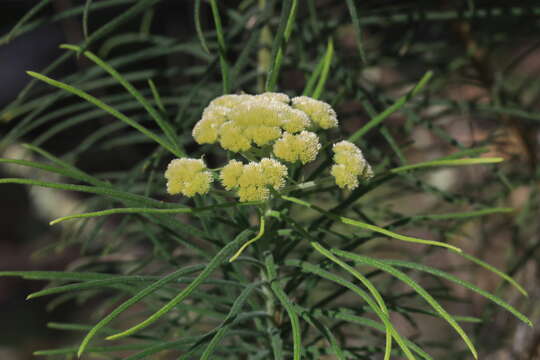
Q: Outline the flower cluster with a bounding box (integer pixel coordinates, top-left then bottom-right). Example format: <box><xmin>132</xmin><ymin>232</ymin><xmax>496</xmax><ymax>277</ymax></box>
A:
<box><xmin>165</xmin><ymin>93</ymin><xmax>373</xmax><ymax>202</ymax></box>
<box><xmin>330</xmin><ymin>140</ymin><xmax>373</xmax><ymax>190</ymax></box>
<box><xmin>164</xmin><ymin>158</ymin><xmax>213</xmax><ymax>197</ymax></box>
<box><xmin>220</xmin><ymin>158</ymin><xmax>287</xmax><ymax>202</ymax></box>
<box><xmin>192</xmin><ymin>93</ymin><xmax>337</xmax><ymax>154</ymax></box>
<box><xmin>273</xmin><ymin>131</ymin><xmax>321</xmax><ymax>164</ymax></box>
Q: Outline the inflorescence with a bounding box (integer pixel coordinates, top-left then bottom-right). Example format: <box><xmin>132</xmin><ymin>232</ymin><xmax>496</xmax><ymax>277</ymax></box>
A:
<box><xmin>164</xmin><ymin>92</ymin><xmax>373</xmax><ymax>201</ymax></box>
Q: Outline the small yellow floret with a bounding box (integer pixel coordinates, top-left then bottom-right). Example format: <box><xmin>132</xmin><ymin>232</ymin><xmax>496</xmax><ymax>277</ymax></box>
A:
<box><xmin>260</xmin><ymin>158</ymin><xmax>287</xmax><ymax>190</ymax></box>
<box><xmin>220</xmin><ymin>160</ymin><xmax>244</xmax><ymax>190</ymax></box>
<box><xmin>229</xmin><ymin>99</ymin><xmax>284</xmax><ymax>127</ymax></box>
<box><xmin>281</xmin><ymin>107</ymin><xmax>311</xmax><ymax>133</ymax></box>
<box><xmin>219</xmin><ymin>122</ymin><xmax>251</xmax><ymax>152</ymax></box>
<box><xmin>331</xmin><ymin>164</ymin><xmax>359</xmax><ymax>190</ymax></box>
<box><xmin>165</xmin><ymin>158</ymin><xmax>213</xmax><ymax>197</ymax></box>
<box><xmin>237</xmin><ymin>162</ymin><xmax>268</xmax><ymax>202</ymax></box>
<box><xmin>229</xmin><ymin>159</ymin><xmax>288</xmax><ymax>202</ymax></box>
<box><xmin>291</xmin><ymin>96</ymin><xmax>338</xmax><ymax>129</ymax></box>
<box><xmin>244</xmin><ymin>125</ymin><xmax>282</xmax><ymax>146</ymax></box>
<box><xmin>192</xmin><ymin>105</ymin><xmax>229</xmax><ymax>144</ymax></box>
<box><xmin>273</xmin><ymin>131</ymin><xmax>321</xmax><ymax>164</ymax></box>
<box><xmin>331</xmin><ymin>140</ymin><xmax>373</xmax><ymax>190</ymax></box>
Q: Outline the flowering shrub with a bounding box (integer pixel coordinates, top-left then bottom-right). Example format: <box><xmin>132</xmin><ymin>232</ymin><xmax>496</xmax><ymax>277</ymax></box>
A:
<box><xmin>0</xmin><ymin>2</ymin><xmax>533</xmax><ymax>359</ymax></box>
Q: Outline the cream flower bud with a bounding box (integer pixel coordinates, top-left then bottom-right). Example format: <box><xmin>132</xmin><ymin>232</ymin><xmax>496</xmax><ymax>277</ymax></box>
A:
<box><xmin>219</xmin><ymin>121</ymin><xmax>251</xmax><ymax>152</ymax></box>
<box><xmin>273</xmin><ymin>131</ymin><xmax>321</xmax><ymax>164</ymax></box>
<box><xmin>229</xmin><ymin>99</ymin><xmax>284</xmax><ymax>127</ymax></box>
<box><xmin>291</xmin><ymin>96</ymin><xmax>338</xmax><ymax>129</ymax></box>
<box><xmin>260</xmin><ymin>158</ymin><xmax>288</xmax><ymax>190</ymax></box>
<box><xmin>192</xmin><ymin>105</ymin><xmax>229</xmax><ymax>144</ymax></box>
<box><xmin>243</xmin><ymin>125</ymin><xmax>282</xmax><ymax>147</ymax></box>
<box><xmin>225</xmin><ymin>158</ymin><xmax>288</xmax><ymax>202</ymax></box>
<box><xmin>165</xmin><ymin>158</ymin><xmax>213</xmax><ymax>197</ymax></box>
<box><xmin>220</xmin><ymin>159</ymin><xmax>244</xmax><ymax>190</ymax></box>
<box><xmin>280</xmin><ymin>108</ymin><xmax>311</xmax><ymax>133</ymax></box>
<box><xmin>331</xmin><ymin>140</ymin><xmax>373</xmax><ymax>190</ymax></box>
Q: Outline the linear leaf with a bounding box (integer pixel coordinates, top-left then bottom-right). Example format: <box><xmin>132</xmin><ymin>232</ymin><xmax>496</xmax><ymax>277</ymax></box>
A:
<box><xmin>103</xmin><ymin>230</ymin><xmax>251</xmax><ymax>343</ymax></box>
<box><xmin>332</xmin><ymin>250</ymin><xmax>478</xmax><ymax>359</ymax></box>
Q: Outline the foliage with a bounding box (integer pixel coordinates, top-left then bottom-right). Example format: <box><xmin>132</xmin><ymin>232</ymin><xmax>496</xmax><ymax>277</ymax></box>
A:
<box><xmin>1</xmin><ymin>1</ymin><xmax>538</xmax><ymax>359</ymax></box>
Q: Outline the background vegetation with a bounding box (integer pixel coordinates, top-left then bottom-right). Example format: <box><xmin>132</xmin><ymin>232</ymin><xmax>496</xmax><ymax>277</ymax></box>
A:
<box><xmin>0</xmin><ymin>0</ymin><xmax>538</xmax><ymax>359</ymax></box>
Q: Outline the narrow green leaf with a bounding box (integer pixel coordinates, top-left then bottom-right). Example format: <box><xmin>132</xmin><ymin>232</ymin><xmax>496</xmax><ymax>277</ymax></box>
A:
<box><xmin>82</xmin><ymin>0</ymin><xmax>93</xmax><ymax>39</ymax></box>
<box><xmin>60</xmin><ymin>44</ymin><xmax>183</xmax><ymax>156</ymax></box>
<box><xmin>348</xmin><ymin>71</ymin><xmax>433</xmax><ymax>143</ymax></box>
<box><xmin>229</xmin><ymin>216</ymin><xmax>265</xmax><ymax>262</ymax></box>
<box><xmin>452</xmin><ymin>251</ymin><xmax>529</xmax><ymax>297</ymax></box>
<box><xmin>25</xmin><ymin>71</ymin><xmax>179</xmax><ymax>156</ymax></box>
<box><xmin>200</xmin><ymin>283</ymin><xmax>259</xmax><ymax>360</ymax></box>
<box><xmin>76</xmin><ymin>264</ymin><xmax>206</xmax><ymax>356</ymax></box>
<box><xmin>383</xmin><ymin>259</ymin><xmax>531</xmax><ymax>325</ymax></box>
<box><xmin>310</xmin><ymin>242</ymin><xmax>392</xmax><ymax>360</ymax></box>
<box><xmin>194</xmin><ymin>0</ymin><xmax>210</xmax><ymax>54</ymax></box>
<box><xmin>311</xmin><ymin>38</ymin><xmax>334</xmax><ymax>100</ymax></box>
<box><xmin>209</xmin><ymin>0</ymin><xmax>230</xmax><ymax>93</ymax></box>
<box><xmin>49</xmin><ymin>201</ymin><xmax>260</xmax><ymax>226</ymax></box>
<box><xmin>147</xmin><ymin>79</ymin><xmax>165</xmax><ymax>112</ymax></box>
<box><xmin>285</xmin><ymin>260</ymin><xmax>417</xmax><ymax>360</ymax></box>
<box><xmin>3</xmin><ymin>0</ymin><xmax>51</xmax><ymax>44</ymax></box>
<box><xmin>302</xmin><ymin>53</ymin><xmax>325</xmax><ymax>96</ymax></box>
<box><xmin>265</xmin><ymin>0</ymin><xmax>298</xmax><ymax>91</ymax></box>
<box><xmin>103</xmin><ymin>230</ymin><xmax>250</xmax><ymax>342</ymax></box>
<box><xmin>345</xmin><ymin>0</ymin><xmax>367</xmax><ymax>63</ymax></box>
<box><xmin>413</xmin><ymin>207</ymin><xmax>514</xmax><ymax>221</ymax></box>
<box><xmin>390</xmin><ymin>157</ymin><xmax>504</xmax><ymax>173</ymax></box>
<box><xmin>265</xmin><ymin>253</ymin><xmax>302</xmax><ymax>360</ymax></box>
<box><xmin>281</xmin><ymin>196</ymin><xmax>461</xmax><ymax>252</ymax></box>
<box><xmin>333</xmin><ymin>250</ymin><xmax>479</xmax><ymax>359</ymax></box>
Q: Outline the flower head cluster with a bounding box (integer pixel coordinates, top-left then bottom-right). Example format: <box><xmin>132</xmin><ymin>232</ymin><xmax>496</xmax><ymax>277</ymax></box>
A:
<box><xmin>273</xmin><ymin>131</ymin><xmax>321</xmax><ymax>164</ymax></box>
<box><xmin>165</xmin><ymin>158</ymin><xmax>213</xmax><ymax>197</ymax></box>
<box><xmin>291</xmin><ymin>96</ymin><xmax>338</xmax><ymax>129</ymax></box>
<box><xmin>220</xmin><ymin>158</ymin><xmax>287</xmax><ymax>202</ymax></box>
<box><xmin>166</xmin><ymin>93</ymin><xmax>372</xmax><ymax>202</ymax></box>
<box><xmin>192</xmin><ymin>93</ymin><xmax>335</xmax><ymax>154</ymax></box>
<box><xmin>330</xmin><ymin>141</ymin><xmax>373</xmax><ymax>190</ymax></box>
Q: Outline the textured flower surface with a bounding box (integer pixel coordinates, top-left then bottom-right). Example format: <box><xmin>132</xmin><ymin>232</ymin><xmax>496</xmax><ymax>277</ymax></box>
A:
<box><xmin>291</xmin><ymin>96</ymin><xmax>338</xmax><ymax>129</ymax></box>
<box><xmin>273</xmin><ymin>131</ymin><xmax>321</xmax><ymax>164</ymax></box>
<box><xmin>170</xmin><ymin>93</ymin><xmax>371</xmax><ymax>200</ymax></box>
<box><xmin>165</xmin><ymin>158</ymin><xmax>213</xmax><ymax>197</ymax></box>
<box><xmin>220</xmin><ymin>159</ymin><xmax>244</xmax><ymax>190</ymax></box>
<box><xmin>331</xmin><ymin>140</ymin><xmax>373</xmax><ymax>190</ymax></box>
<box><xmin>191</xmin><ymin>92</ymin><xmax>332</xmax><ymax>152</ymax></box>
<box><xmin>220</xmin><ymin>158</ymin><xmax>287</xmax><ymax>202</ymax></box>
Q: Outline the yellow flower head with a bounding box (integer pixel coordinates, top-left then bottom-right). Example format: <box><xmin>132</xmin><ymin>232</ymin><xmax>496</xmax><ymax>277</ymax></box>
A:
<box><xmin>330</xmin><ymin>164</ymin><xmax>359</xmax><ymax>190</ymax></box>
<box><xmin>291</xmin><ymin>96</ymin><xmax>338</xmax><ymax>129</ymax></box>
<box><xmin>236</xmin><ymin>162</ymin><xmax>268</xmax><ymax>202</ymax></box>
<box><xmin>165</xmin><ymin>158</ymin><xmax>213</xmax><ymax>197</ymax></box>
<box><xmin>192</xmin><ymin>105</ymin><xmax>229</xmax><ymax>144</ymax></box>
<box><xmin>280</xmin><ymin>107</ymin><xmax>311</xmax><ymax>133</ymax></box>
<box><xmin>243</xmin><ymin>125</ymin><xmax>282</xmax><ymax>147</ymax></box>
<box><xmin>219</xmin><ymin>121</ymin><xmax>251</xmax><ymax>152</ymax></box>
<box><xmin>220</xmin><ymin>159</ymin><xmax>244</xmax><ymax>190</ymax></box>
<box><xmin>273</xmin><ymin>131</ymin><xmax>321</xmax><ymax>164</ymax></box>
<box><xmin>259</xmin><ymin>158</ymin><xmax>288</xmax><ymax>190</ymax></box>
<box><xmin>224</xmin><ymin>158</ymin><xmax>288</xmax><ymax>202</ymax></box>
<box><xmin>331</xmin><ymin>140</ymin><xmax>373</xmax><ymax>190</ymax></box>
<box><xmin>229</xmin><ymin>98</ymin><xmax>285</xmax><ymax>127</ymax></box>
